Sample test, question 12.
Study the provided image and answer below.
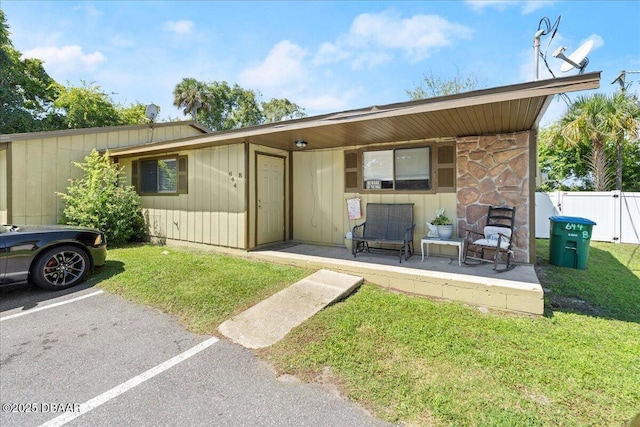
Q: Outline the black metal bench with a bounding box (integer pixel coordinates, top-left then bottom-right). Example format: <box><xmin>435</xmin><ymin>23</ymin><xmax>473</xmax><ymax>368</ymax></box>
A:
<box><xmin>351</xmin><ymin>203</ymin><xmax>415</xmax><ymax>263</ymax></box>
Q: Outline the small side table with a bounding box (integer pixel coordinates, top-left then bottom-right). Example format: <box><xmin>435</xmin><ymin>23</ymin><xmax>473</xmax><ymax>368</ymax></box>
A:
<box><xmin>421</xmin><ymin>237</ymin><xmax>465</xmax><ymax>266</ymax></box>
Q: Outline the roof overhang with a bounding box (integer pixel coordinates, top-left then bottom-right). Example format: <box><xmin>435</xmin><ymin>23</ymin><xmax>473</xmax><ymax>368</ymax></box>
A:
<box><xmin>109</xmin><ymin>72</ymin><xmax>601</xmax><ymax>158</ymax></box>
<box><xmin>0</xmin><ymin>120</ymin><xmax>210</xmax><ymax>143</ymax></box>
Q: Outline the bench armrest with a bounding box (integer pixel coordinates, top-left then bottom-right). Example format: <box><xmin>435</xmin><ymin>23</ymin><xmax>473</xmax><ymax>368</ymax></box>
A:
<box><xmin>352</xmin><ymin>222</ymin><xmax>366</xmax><ymax>238</ymax></box>
<box><xmin>404</xmin><ymin>224</ymin><xmax>416</xmax><ymax>241</ymax></box>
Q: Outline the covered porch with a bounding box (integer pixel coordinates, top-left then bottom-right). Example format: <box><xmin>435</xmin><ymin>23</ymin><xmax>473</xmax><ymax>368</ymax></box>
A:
<box><xmin>248</xmin><ymin>241</ymin><xmax>543</xmax><ymax>315</ymax></box>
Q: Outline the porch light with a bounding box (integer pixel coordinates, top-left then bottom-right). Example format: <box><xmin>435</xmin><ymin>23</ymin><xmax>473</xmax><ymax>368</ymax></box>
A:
<box><xmin>295</xmin><ymin>140</ymin><xmax>307</xmax><ymax>149</ymax></box>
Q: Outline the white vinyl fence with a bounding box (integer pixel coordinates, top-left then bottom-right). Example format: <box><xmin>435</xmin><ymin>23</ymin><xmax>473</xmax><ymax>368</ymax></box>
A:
<box><xmin>535</xmin><ymin>191</ymin><xmax>640</xmax><ymax>244</ymax></box>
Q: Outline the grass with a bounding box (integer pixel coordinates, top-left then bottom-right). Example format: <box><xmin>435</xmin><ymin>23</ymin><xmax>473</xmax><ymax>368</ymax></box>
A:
<box><xmin>535</xmin><ymin>239</ymin><xmax>640</xmax><ymax>322</ymax></box>
<box><xmin>91</xmin><ymin>241</ymin><xmax>640</xmax><ymax>426</ymax></box>
<box><xmin>91</xmin><ymin>243</ymin><xmax>311</xmax><ymax>334</ymax></box>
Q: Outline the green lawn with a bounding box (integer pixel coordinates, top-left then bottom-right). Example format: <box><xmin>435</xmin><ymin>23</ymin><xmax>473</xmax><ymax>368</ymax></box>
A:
<box><xmin>92</xmin><ymin>241</ymin><xmax>640</xmax><ymax>426</ymax></box>
<box><xmin>92</xmin><ymin>244</ymin><xmax>311</xmax><ymax>334</ymax></box>
<box><xmin>536</xmin><ymin>239</ymin><xmax>640</xmax><ymax>322</ymax></box>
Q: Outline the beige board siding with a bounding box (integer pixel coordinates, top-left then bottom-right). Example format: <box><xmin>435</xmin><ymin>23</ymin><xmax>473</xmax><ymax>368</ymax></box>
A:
<box><xmin>7</xmin><ymin>123</ymin><xmax>203</xmax><ymax>225</ymax></box>
<box><xmin>292</xmin><ymin>150</ymin><xmax>345</xmax><ymax>246</ymax></box>
<box><xmin>0</xmin><ymin>149</ymin><xmax>7</xmax><ymax>224</ymax></box>
<box><xmin>292</xmin><ymin>148</ymin><xmax>457</xmax><ymax>254</ymax></box>
<box><xmin>12</xmin><ymin>137</ymin><xmax>87</xmax><ymax>224</ymax></box>
<box><xmin>124</xmin><ymin>144</ymin><xmax>247</xmax><ymax>249</ymax></box>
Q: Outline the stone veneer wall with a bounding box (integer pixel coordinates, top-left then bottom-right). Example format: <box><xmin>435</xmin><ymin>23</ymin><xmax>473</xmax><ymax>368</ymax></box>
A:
<box><xmin>456</xmin><ymin>131</ymin><xmax>532</xmax><ymax>262</ymax></box>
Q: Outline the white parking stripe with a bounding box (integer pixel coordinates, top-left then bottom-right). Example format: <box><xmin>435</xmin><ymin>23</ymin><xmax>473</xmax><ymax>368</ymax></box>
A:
<box><xmin>39</xmin><ymin>336</ymin><xmax>219</xmax><ymax>427</ymax></box>
<box><xmin>0</xmin><ymin>290</ymin><xmax>105</xmax><ymax>322</ymax></box>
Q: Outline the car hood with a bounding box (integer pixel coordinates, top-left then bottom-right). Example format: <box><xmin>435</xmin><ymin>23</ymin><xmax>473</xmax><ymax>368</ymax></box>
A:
<box><xmin>1</xmin><ymin>225</ymin><xmax>102</xmax><ymax>234</ymax></box>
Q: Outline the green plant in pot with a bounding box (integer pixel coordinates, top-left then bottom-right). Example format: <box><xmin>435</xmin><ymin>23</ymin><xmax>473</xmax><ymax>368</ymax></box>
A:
<box><xmin>431</xmin><ymin>209</ymin><xmax>453</xmax><ymax>239</ymax></box>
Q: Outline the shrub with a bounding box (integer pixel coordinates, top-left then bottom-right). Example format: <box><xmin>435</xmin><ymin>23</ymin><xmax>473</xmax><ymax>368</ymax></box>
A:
<box><xmin>58</xmin><ymin>149</ymin><xmax>145</xmax><ymax>245</ymax></box>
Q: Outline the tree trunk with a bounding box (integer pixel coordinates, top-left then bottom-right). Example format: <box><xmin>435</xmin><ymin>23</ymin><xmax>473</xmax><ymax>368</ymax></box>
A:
<box><xmin>590</xmin><ymin>144</ymin><xmax>610</xmax><ymax>191</ymax></box>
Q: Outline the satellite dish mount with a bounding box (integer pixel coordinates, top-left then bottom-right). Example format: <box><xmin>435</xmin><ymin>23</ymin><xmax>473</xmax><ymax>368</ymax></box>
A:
<box><xmin>553</xmin><ymin>39</ymin><xmax>594</xmax><ymax>74</ymax></box>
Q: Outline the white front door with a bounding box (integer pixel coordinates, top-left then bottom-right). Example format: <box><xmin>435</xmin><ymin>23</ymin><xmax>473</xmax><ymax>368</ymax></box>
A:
<box><xmin>256</xmin><ymin>154</ymin><xmax>285</xmax><ymax>245</ymax></box>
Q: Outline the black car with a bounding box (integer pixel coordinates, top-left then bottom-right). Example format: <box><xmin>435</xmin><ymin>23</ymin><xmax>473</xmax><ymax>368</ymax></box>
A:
<box><xmin>0</xmin><ymin>225</ymin><xmax>107</xmax><ymax>290</ymax></box>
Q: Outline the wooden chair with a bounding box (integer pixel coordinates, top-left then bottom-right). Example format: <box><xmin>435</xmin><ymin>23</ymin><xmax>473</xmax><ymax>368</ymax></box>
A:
<box><xmin>464</xmin><ymin>206</ymin><xmax>516</xmax><ymax>272</ymax></box>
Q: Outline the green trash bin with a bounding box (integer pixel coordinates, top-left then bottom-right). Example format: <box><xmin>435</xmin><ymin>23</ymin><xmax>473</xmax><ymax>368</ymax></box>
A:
<box><xmin>549</xmin><ymin>216</ymin><xmax>597</xmax><ymax>269</ymax></box>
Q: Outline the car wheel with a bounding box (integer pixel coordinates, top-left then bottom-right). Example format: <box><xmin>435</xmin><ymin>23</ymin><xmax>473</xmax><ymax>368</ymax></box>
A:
<box><xmin>32</xmin><ymin>245</ymin><xmax>90</xmax><ymax>290</ymax></box>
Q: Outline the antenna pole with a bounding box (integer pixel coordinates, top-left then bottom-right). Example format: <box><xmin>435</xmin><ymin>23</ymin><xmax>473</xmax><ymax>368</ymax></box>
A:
<box><xmin>533</xmin><ymin>30</ymin><xmax>544</xmax><ymax>80</ymax></box>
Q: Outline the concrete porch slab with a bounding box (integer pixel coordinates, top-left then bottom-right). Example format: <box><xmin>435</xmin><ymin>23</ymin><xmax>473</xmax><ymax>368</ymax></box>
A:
<box><xmin>218</xmin><ymin>269</ymin><xmax>363</xmax><ymax>349</ymax></box>
<box><xmin>249</xmin><ymin>243</ymin><xmax>544</xmax><ymax>316</ymax></box>
<box><xmin>163</xmin><ymin>239</ymin><xmax>544</xmax><ymax>316</ymax></box>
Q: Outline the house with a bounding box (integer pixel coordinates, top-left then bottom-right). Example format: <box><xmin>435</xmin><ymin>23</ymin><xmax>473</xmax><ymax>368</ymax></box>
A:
<box><xmin>0</xmin><ymin>121</ymin><xmax>209</xmax><ymax>225</ymax></box>
<box><xmin>1</xmin><ymin>73</ymin><xmax>601</xmax><ymax>314</ymax></box>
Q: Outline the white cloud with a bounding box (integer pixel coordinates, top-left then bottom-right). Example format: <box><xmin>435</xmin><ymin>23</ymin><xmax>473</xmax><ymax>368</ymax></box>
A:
<box><xmin>23</xmin><ymin>45</ymin><xmax>106</xmax><ymax>74</ymax></box>
<box><xmin>466</xmin><ymin>1</ymin><xmax>556</xmax><ymax>15</ymax></box>
<box><xmin>162</xmin><ymin>20</ymin><xmax>194</xmax><ymax>34</ymax></box>
<box><xmin>298</xmin><ymin>90</ymin><xmax>360</xmax><ymax>112</ymax></box>
<box><xmin>466</xmin><ymin>1</ymin><xmax>516</xmax><ymax>12</ymax></box>
<box><xmin>314</xmin><ymin>42</ymin><xmax>349</xmax><ymax>65</ymax></box>
<box><xmin>72</xmin><ymin>3</ymin><xmax>103</xmax><ymax>17</ymax></box>
<box><xmin>110</xmin><ymin>35</ymin><xmax>134</xmax><ymax>47</ymax></box>
<box><xmin>521</xmin><ymin>1</ymin><xmax>556</xmax><ymax>14</ymax></box>
<box><xmin>238</xmin><ymin>41</ymin><xmax>308</xmax><ymax>90</ymax></box>
<box><xmin>314</xmin><ymin>11</ymin><xmax>472</xmax><ymax>68</ymax></box>
<box><xmin>583</xmin><ymin>34</ymin><xmax>604</xmax><ymax>50</ymax></box>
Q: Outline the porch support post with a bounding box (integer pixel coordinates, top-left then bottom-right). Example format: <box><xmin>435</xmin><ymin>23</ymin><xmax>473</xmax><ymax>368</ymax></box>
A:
<box><xmin>456</xmin><ymin>131</ymin><xmax>532</xmax><ymax>263</ymax></box>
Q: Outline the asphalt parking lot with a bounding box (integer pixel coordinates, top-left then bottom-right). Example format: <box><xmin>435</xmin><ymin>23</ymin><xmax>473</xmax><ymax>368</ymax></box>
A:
<box><xmin>0</xmin><ymin>284</ymin><xmax>390</xmax><ymax>427</ymax></box>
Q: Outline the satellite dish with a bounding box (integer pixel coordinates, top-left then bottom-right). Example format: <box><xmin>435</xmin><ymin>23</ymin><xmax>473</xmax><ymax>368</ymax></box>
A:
<box><xmin>553</xmin><ymin>39</ymin><xmax>594</xmax><ymax>73</ymax></box>
<box><xmin>145</xmin><ymin>104</ymin><xmax>159</xmax><ymax>122</ymax></box>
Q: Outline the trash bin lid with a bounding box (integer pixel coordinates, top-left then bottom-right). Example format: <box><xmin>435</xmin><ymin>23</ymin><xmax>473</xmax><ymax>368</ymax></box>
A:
<box><xmin>549</xmin><ymin>216</ymin><xmax>597</xmax><ymax>225</ymax></box>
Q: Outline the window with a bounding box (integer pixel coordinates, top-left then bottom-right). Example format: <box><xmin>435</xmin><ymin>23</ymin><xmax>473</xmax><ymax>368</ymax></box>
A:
<box><xmin>363</xmin><ymin>147</ymin><xmax>431</xmax><ymax>191</ymax></box>
<box><xmin>344</xmin><ymin>143</ymin><xmax>455</xmax><ymax>193</ymax></box>
<box><xmin>395</xmin><ymin>147</ymin><xmax>430</xmax><ymax>190</ymax></box>
<box><xmin>132</xmin><ymin>156</ymin><xmax>188</xmax><ymax>195</ymax></box>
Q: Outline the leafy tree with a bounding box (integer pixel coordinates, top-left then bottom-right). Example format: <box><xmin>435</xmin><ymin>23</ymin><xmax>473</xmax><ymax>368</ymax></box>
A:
<box><xmin>54</xmin><ymin>81</ymin><xmax>122</xmax><ymax>129</ymax></box>
<box><xmin>117</xmin><ymin>101</ymin><xmax>153</xmax><ymax>125</ymax></box>
<box><xmin>406</xmin><ymin>67</ymin><xmax>485</xmax><ymax>99</ymax></box>
<box><xmin>172</xmin><ymin>78</ymin><xmax>301</xmax><ymax>131</ymax></box>
<box><xmin>58</xmin><ymin>149</ymin><xmax>145</xmax><ymax>245</ymax></box>
<box><xmin>261</xmin><ymin>98</ymin><xmax>306</xmax><ymax>123</ymax></box>
<box><xmin>539</xmin><ymin>93</ymin><xmax>640</xmax><ymax>192</ymax></box>
<box><xmin>203</xmin><ymin>81</ymin><xmax>262</xmax><ymax>130</ymax></box>
<box><xmin>618</xmin><ymin>141</ymin><xmax>640</xmax><ymax>191</ymax></box>
<box><xmin>560</xmin><ymin>93</ymin><xmax>640</xmax><ymax>191</ymax></box>
<box><xmin>604</xmin><ymin>92</ymin><xmax>640</xmax><ymax>190</ymax></box>
<box><xmin>538</xmin><ymin>123</ymin><xmax>593</xmax><ymax>191</ymax></box>
<box><xmin>1</xmin><ymin>10</ymin><xmax>61</xmax><ymax>133</ymax></box>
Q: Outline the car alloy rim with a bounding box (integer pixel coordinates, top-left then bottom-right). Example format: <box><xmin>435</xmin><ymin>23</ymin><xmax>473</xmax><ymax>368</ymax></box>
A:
<box><xmin>43</xmin><ymin>251</ymin><xmax>86</xmax><ymax>286</ymax></box>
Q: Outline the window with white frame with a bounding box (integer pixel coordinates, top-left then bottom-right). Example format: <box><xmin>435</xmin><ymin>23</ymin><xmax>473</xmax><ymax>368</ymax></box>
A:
<box><xmin>362</xmin><ymin>147</ymin><xmax>431</xmax><ymax>191</ymax></box>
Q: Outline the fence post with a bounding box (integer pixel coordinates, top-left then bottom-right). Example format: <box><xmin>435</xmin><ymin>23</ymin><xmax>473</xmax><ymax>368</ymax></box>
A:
<box><xmin>612</xmin><ymin>190</ymin><xmax>621</xmax><ymax>243</ymax></box>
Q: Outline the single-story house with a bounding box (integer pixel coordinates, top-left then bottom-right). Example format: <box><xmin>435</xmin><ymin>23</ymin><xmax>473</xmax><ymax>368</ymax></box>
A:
<box><xmin>1</xmin><ymin>73</ymin><xmax>600</xmax><ymax>313</ymax></box>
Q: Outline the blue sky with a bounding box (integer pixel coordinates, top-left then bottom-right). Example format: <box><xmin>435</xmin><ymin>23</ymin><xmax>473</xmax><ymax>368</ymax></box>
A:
<box><xmin>3</xmin><ymin>1</ymin><xmax>639</xmax><ymax>126</ymax></box>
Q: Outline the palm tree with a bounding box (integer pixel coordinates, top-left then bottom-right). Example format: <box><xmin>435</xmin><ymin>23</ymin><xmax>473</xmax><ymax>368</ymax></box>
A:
<box><xmin>172</xmin><ymin>78</ymin><xmax>210</xmax><ymax>122</ymax></box>
<box><xmin>561</xmin><ymin>94</ymin><xmax>613</xmax><ymax>191</ymax></box>
<box><xmin>604</xmin><ymin>93</ymin><xmax>640</xmax><ymax>190</ymax></box>
<box><xmin>560</xmin><ymin>93</ymin><xmax>640</xmax><ymax>191</ymax></box>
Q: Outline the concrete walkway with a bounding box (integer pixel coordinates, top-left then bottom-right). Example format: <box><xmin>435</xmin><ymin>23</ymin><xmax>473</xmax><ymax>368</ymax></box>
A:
<box><xmin>219</xmin><ymin>269</ymin><xmax>363</xmax><ymax>349</ymax></box>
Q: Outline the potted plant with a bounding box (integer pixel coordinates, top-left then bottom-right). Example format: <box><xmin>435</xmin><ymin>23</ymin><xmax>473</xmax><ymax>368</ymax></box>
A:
<box><xmin>431</xmin><ymin>209</ymin><xmax>453</xmax><ymax>240</ymax></box>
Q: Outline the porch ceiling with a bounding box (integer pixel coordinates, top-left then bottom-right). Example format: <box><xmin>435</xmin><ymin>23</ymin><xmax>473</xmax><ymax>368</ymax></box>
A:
<box><xmin>110</xmin><ymin>72</ymin><xmax>600</xmax><ymax>157</ymax></box>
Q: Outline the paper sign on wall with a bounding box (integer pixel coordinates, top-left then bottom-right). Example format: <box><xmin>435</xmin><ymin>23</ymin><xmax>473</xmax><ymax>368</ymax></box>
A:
<box><xmin>346</xmin><ymin>198</ymin><xmax>361</xmax><ymax>220</ymax></box>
